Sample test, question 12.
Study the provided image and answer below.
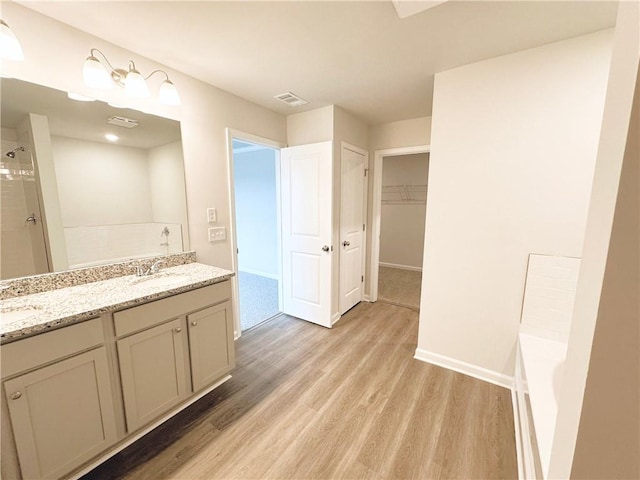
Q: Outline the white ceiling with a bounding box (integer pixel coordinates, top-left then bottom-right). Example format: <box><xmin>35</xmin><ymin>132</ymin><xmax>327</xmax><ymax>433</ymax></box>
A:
<box><xmin>18</xmin><ymin>1</ymin><xmax>618</xmax><ymax>126</ymax></box>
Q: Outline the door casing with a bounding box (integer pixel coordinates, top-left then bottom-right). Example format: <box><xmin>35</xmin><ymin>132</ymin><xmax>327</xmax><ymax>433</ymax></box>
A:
<box><xmin>226</xmin><ymin>128</ymin><xmax>284</xmax><ymax>339</ymax></box>
<box><xmin>370</xmin><ymin>145</ymin><xmax>430</xmax><ymax>302</ymax></box>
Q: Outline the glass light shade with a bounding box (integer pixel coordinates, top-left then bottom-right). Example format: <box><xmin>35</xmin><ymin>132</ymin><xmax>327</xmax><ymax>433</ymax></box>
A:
<box><xmin>158</xmin><ymin>79</ymin><xmax>181</xmax><ymax>106</ymax></box>
<box><xmin>83</xmin><ymin>56</ymin><xmax>113</xmax><ymax>89</ymax></box>
<box><xmin>0</xmin><ymin>20</ymin><xmax>24</xmax><ymax>61</ymax></box>
<box><xmin>124</xmin><ymin>69</ymin><xmax>150</xmax><ymax>98</ymax></box>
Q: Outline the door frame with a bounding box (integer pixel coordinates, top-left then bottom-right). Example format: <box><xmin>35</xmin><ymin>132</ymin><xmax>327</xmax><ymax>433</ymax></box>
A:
<box><xmin>369</xmin><ymin>144</ymin><xmax>430</xmax><ymax>302</ymax></box>
<box><xmin>339</xmin><ymin>141</ymin><xmax>369</xmax><ymax>314</ymax></box>
<box><xmin>225</xmin><ymin>128</ymin><xmax>285</xmax><ymax>339</ymax></box>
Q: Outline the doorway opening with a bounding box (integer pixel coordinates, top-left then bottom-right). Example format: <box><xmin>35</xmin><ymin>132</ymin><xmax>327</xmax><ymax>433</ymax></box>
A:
<box><xmin>229</xmin><ymin>135</ymin><xmax>282</xmax><ymax>334</ymax></box>
<box><xmin>370</xmin><ymin>146</ymin><xmax>430</xmax><ymax>310</ymax></box>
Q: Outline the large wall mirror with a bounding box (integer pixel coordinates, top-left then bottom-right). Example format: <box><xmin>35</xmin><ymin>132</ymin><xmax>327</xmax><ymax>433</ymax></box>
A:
<box><xmin>0</xmin><ymin>78</ymin><xmax>190</xmax><ymax>280</ymax></box>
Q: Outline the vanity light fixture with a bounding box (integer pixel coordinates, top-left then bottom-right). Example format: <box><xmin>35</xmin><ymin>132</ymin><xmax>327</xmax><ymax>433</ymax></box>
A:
<box><xmin>82</xmin><ymin>48</ymin><xmax>181</xmax><ymax>106</ymax></box>
<box><xmin>0</xmin><ymin>19</ymin><xmax>24</xmax><ymax>61</ymax></box>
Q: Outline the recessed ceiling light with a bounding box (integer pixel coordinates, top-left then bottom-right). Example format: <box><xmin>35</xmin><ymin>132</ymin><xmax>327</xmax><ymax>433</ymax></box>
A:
<box><xmin>67</xmin><ymin>92</ymin><xmax>96</xmax><ymax>102</ymax></box>
<box><xmin>105</xmin><ymin>133</ymin><xmax>119</xmax><ymax>142</ymax></box>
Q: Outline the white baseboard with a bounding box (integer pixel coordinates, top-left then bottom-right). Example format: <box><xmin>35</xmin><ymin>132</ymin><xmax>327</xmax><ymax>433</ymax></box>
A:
<box><xmin>413</xmin><ymin>348</ymin><xmax>514</xmax><ymax>389</ymax></box>
<box><xmin>238</xmin><ymin>267</ymin><xmax>279</xmax><ymax>280</ymax></box>
<box><xmin>331</xmin><ymin>312</ymin><xmax>342</xmax><ymax>326</ymax></box>
<box><xmin>379</xmin><ymin>262</ymin><xmax>422</xmax><ymax>272</ymax></box>
<box><xmin>363</xmin><ymin>294</ymin><xmax>371</xmax><ymax>302</ymax></box>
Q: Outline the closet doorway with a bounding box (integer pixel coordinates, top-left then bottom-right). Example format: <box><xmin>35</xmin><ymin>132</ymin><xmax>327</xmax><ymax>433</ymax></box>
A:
<box><xmin>370</xmin><ymin>146</ymin><xmax>430</xmax><ymax>310</ymax></box>
<box><xmin>228</xmin><ymin>131</ymin><xmax>283</xmax><ymax>336</ymax></box>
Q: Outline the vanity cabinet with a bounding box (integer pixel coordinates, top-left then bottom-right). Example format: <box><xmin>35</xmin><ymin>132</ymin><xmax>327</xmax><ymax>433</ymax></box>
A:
<box><xmin>1</xmin><ymin>279</ymin><xmax>234</xmax><ymax>480</ymax></box>
<box><xmin>117</xmin><ymin>318</ymin><xmax>189</xmax><ymax>432</ymax></box>
<box><xmin>113</xmin><ymin>281</ymin><xmax>234</xmax><ymax>433</ymax></box>
<box><xmin>2</xmin><ymin>319</ymin><xmax>117</xmax><ymax>480</ymax></box>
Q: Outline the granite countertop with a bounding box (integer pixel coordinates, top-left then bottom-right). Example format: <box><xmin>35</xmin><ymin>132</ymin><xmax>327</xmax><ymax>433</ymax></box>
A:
<box><xmin>0</xmin><ymin>263</ymin><xmax>234</xmax><ymax>344</ymax></box>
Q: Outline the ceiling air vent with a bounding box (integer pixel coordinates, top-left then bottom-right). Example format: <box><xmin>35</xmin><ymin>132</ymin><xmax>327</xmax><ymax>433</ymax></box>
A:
<box><xmin>107</xmin><ymin>115</ymin><xmax>139</xmax><ymax>128</ymax></box>
<box><xmin>273</xmin><ymin>92</ymin><xmax>308</xmax><ymax>107</ymax></box>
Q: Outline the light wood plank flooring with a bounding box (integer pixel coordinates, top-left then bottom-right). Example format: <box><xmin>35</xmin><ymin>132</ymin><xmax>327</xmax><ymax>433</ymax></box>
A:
<box><xmin>82</xmin><ymin>302</ymin><xmax>517</xmax><ymax>480</ymax></box>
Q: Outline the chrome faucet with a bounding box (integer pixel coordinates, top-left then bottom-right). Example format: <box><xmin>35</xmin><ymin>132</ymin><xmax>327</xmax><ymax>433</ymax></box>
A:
<box><xmin>131</xmin><ymin>260</ymin><xmax>165</xmax><ymax>277</ymax></box>
<box><xmin>148</xmin><ymin>260</ymin><xmax>165</xmax><ymax>275</ymax></box>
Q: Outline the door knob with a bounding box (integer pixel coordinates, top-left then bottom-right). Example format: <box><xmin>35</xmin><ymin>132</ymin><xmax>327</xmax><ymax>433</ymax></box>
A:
<box><xmin>191</xmin><ymin>321</ymin><xmax>198</xmax><ymax>327</ymax></box>
<box><xmin>322</xmin><ymin>245</ymin><xmax>330</xmax><ymax>252</ymax></box>
<box><xmin>342</xmin><ymin>241</ymin><xmax>351</xmax><ymax>247</ymax></box>
<box><xmin>174</xmin><ymin>327</ymin><xmax>182</xmax><ymax>333</ymax></box>
<box><xmin>10</xmin><ymin>391</ymin><xmax>22</xmax><ymax>400</ymax></box>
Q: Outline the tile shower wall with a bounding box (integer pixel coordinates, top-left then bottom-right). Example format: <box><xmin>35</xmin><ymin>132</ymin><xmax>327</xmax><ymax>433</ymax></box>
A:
<box><xmin>0</xmin><ymin>129</ymin><xmax>48</xmax><ymax>279</ymax></box>
<box><xmin>64</xmin><ymin>222</ymin><xmax>183</xmax><ymax>268</ymax></box>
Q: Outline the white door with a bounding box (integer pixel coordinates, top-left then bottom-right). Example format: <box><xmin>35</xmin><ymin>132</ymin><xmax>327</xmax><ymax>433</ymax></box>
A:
<box><xmin>281</xmin><ymin>141</ymin><xmax>333</xmax><ymax>327</ymax></box>
<box><xmin>339</xmin><ymin>144</ymin><xmax>367</xmax><ymax>314</ymax></box>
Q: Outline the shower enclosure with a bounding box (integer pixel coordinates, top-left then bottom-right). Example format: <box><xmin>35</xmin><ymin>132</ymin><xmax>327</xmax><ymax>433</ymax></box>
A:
<box><xmin>1</xmin><ymin>130</ymin><xmax>50</xmax><ymax>279</ymax></box>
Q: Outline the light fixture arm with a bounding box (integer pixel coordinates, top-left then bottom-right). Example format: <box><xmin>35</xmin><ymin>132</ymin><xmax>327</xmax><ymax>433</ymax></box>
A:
<box><xmin>144</xmin><ymin>69</ymin><xmax>171</xmax><ymax>82</ymax></box>
<box><xmin>89</xmin><ymin>48</ymin><xmax>118</xmax><ymax>74</ymax></box>
<box><xmin>88</xmin><ymin>48</ymin><xmax>128</xmax><ymax>87</ymax></box>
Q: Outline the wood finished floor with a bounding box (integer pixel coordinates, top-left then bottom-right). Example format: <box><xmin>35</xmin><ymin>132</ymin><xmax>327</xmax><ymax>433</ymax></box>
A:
<box><xmin>82</xmin><ymin>302</ymin><xmax>517</xmax><ymax>480</ymax></box>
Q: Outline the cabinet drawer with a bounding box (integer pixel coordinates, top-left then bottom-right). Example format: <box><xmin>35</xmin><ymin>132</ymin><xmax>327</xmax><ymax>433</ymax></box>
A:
<box><xmin>113</xmin><ymin>281</ymin><xmax>231</xmax><ymax>337</ymax></box>
<box><xmin>1</xmin><ymin>318</ymin><xmax>104</xmax><ymax>378</ymax></box>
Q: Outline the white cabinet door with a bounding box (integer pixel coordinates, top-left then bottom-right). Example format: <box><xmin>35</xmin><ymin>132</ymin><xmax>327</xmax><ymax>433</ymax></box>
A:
<box><xmin>117</xmin><ymin>318</ymin><xmax>188</xmax><ymax>432</ymax></box>
<box><xmin>339</xmin><ymin>144</ymin><xmax>367</xmax><ymax>314</ymax></box>
<box><xmin>4</xmin><ymin>347</ymin><xmax>117</xmax><ymax>480</ymax></box>
<box><xmin>280</xmin><ymin>141</ymin><xmax>333</xmax><ymax>327</ymax></box>
<box><xmin>188</xmin><ymin>301</ymin><xmax>234</xmax><ymax>391</ymax></box>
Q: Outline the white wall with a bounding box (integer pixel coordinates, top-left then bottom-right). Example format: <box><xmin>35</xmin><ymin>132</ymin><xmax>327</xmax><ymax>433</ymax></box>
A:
<box><xmin>417</xmin><ymin>30</ymin><xmax>613</xmax><ymax>377</ymax></box>
<box><xmin>369</xmin><ymin>117</ymin><xmax>431</xmax><ymax>152</ymax></box>
<box><xmin>233</xmin><ymin>146</ymin><xmax>279</xmax><ymax>278</ymax></box>
<box><xmin>51</xmin><ymin>136</ymin><xmax>153</xmax><ymax>226</ymax></box>
<box><xmin>380</xmin><ymin>153</ymin><xmax>429</xmax><ymax>270</ymax></box>
<box><xmin>2</xmin><ymin>2</ymin><xmax>287</xmax><ymax>273</ymax></box>
<box><xmin>571</xmin><ymin>57</ymin><xmax>639</xmax><ymax>479</ymax></box>
<box><xmin>549</xmin><ymin>4</ymin><xmax>640</xmax><ymax>477</ymax></box>
<box><xmin>286</xmin><ymin>106</ymin><xmax>334</xmax><ymax>146</ymax></box>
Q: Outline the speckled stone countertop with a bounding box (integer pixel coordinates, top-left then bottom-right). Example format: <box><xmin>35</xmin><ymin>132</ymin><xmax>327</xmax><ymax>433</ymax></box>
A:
<box><xmin>0</xmin><ymin>263</ymin><xmax>234</xmax><ymax>344</ymax></box>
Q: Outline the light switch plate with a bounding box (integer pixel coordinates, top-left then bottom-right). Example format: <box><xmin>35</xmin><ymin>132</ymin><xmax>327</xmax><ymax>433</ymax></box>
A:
<box><xmin>206</xmin><ymin>208</ymin><xmax>217</xmax><ymax>223</ymax></box>
<box><xmin>208</xmin><ymin>227</ymin><xmax>226</xmax><ymax>242</ymax></box>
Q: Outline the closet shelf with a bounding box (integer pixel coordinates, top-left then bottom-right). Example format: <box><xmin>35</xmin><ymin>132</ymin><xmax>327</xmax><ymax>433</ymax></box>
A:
<box><xmin>381</xmin><ymin>184</ymin><xmax>427</xmax><ymax>205</ymax></box>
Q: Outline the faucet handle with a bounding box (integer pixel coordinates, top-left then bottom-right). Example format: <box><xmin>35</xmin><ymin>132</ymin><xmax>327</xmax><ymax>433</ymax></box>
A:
<box><xmin>149</xmin><ymin>260</ymin><xmax>165</xmax><ymax>274</ymax></box>
<box><xmin>130</xmin><ymin>265</ymin><xmax>144</xmax><ymax>277</ymax></box>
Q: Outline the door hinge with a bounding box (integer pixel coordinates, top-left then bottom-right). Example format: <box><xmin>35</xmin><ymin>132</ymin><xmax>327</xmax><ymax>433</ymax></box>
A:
<box><xmin>364</xmin><ymin>168</ymin><xmax>369</xmax><ymax>177</ymax></box>
<box><xmin>361</xmin><ymin>275</ymin><xmax>364</xmax><ymax>283</ymax></box>
<box><xmin>363</xmin><ymin>223</ymin><xmax>365</xmax><ymax>231</ymax></box>
<box><xmin>237</xmin><ymin>247</ymin><xmax>239</xmax><ymax>254</ymax></box>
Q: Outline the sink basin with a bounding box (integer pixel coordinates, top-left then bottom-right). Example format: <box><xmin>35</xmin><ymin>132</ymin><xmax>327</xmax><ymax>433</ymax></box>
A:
<box><xmin>0</xmin><ymin>308</ymin><xmax>40</xmax><ymax>326</ymax></box>
<box><xmin>132</xmin><ymin>274</ymin><xmax>190</xmax><ymax>289</ymax></box>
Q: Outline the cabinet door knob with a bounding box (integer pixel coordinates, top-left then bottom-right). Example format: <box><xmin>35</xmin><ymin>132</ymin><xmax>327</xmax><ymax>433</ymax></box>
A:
<box><xmin>191</xmin><ymin>321</ymin><xmax>198</xmax><ymax>327</ymax></box>
<box><xmin>10</xmin><ymin>391</ymin><xmax>22</xmax><ymax>400</ymax></box>
<box><xmin>174</xmin><ymin>327</ymin><xmax>182</xmax><ymax>333</ymax></box>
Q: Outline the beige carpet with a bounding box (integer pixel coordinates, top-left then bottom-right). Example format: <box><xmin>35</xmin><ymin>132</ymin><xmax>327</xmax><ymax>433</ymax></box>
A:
<box><xmin>377</xmin><ymin>266</ymin><xmax>422</xmax><ymax>310</ymax></box>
